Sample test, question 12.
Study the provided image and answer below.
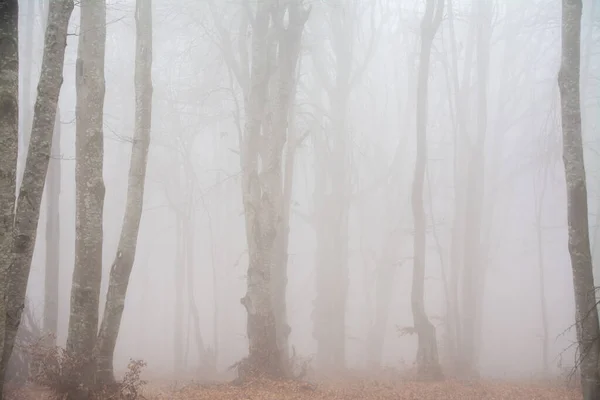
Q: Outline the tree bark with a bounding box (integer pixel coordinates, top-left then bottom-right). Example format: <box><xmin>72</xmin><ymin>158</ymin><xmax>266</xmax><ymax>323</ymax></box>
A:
<box><xmin>66</xmin><ymin>0</ymin><xmax>106</xmax><ymax>395</ymax></box>
<box><xmin>95</xmin><ymin>0</ymin><xmax>152</xmax><ymax>384</ymax></box>
<box><xmin>459</xmin><ymin>0</ymin><xmax>491</xmax><ymax>378</ymax></box>
<box><xmin>0</xmin><ymin>1</ymin><xmax>19</xmax><ymax>396</ymax></box>
<box><xmin>43</xmin><ymin>111</ymin><xmax>61</xmax><ymax>343</ymax></box>
<box><xmin>40</xmin><ymin>0</ymin><xmax>61</xmax><ymax>346</ymax></box>
<box><xmin>239</xmin><ymin>0</ymin><xmax>308</xmax><ymax>379</ymax></box>
<box><xmin>410</xmin><ymin>0</ymin><xmax>443</xmax><ymax>381</ymax></box>
<box><xmin>1</xmin><ymin>0</ymin><xmax>73</xmax><ymax>391</ymax></box>
<box><xmin>534</xmin><ymin>163</ymin><xmax>550</xmax><ymax>376</ymax></box>
<box><xmin>16</xmin><ymin>0</ymin><xmax>34</xmax><ymax>193</ymax></box>
<box><xmin>174</xmin><ymin>214</ymin><xmax>184</xmax><ymax>377</ymax></box>
<box><xmin>558</xmin><ymin>0</ymin><xmax>600</xmax><ymax>398</ymax></box>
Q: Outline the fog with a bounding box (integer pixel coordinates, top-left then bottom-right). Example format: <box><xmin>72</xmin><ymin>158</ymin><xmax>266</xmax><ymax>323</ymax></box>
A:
<box><xmin>16</xmin><ymin>0</ymin><xmax>600</xmax><ymax>383</ymax></box>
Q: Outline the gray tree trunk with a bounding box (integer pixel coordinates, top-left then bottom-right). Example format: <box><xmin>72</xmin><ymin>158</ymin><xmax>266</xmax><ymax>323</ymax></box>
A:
<box><xmin>1</xmin><ymin>0</ymin><xmax>73</xmax><ymax>392</ymax></box>
<box><xmin>95</xmin><ymin>0</ymin><xmax>152</xmax><ymax>384</ymax></box>
<box><xmin>533</xmin><ymin>163</ymin><xmax>550</xmax><ymax>376</ymax></box>
<box><xmin>40</xmin><ymin>0</ymin><xmax>61</xmax><ymax>345</ymax></box>
<box><xmin>238</xmin><ymin>0</ymin><xmax>309</xmax><ymax>379</ymax></box>
<box><xmin>558</xmin><ymin>1</ymin><xmax>600</xmax><ymax>398</ymax></box>
<box><xmin>65</xmin><ymin>0</ymin><xmax>106</xmax><ymax>394</ymax></box>
<box><xmin>0</xmin><ymin>1</ymin><xmax>19</xmax><ymax>396</ymax></box>
<box><xmin>16</xmin><ymin>0</ymin><xmax>34</xmax><ymax>193</ymax></box>
<box><xmin>174</xmin><ymin>215</ymin><xmax>184</xmax><ymax>377</ymax></box>
<box><xmin>409</xmin><ymin>0</ymin><xmax>443</xmax><ymax>381</ymax></box>
<box><xmin>459</xmin><ymin>0</ymin><xmax>491</xmax><ymax>378</ymax></box>
<box><xmin>43</xmin><ymin>111</ymin><xmax>61</xmax><ymax>343</ymax></box>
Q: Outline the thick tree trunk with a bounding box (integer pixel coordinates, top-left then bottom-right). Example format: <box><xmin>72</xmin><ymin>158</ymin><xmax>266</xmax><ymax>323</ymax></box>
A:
<box><xmin>95</xmin><ymin>0</ymin><xmax>152</xmax><ymax>384</ymax></box>
<box><xmin>66</xmin><ymin>0</ymin><xmax>106</xmax><ymax>395</ymax></box>
<box><xmin>558</xmin><ymin>1</ymin><xmax>600</xmax><ymax>398</ymax></box>
<box><xmin>1</xmin><ymin>0</ymin><xmax>73</xmax><ymax>391</ymax></box>
<box><xmin>239</xmin><ymin>0</ymin><xmax>308</xmax><ymax>379</ymax></box>
<box><xmin>0</xmin><ymin>1</ymin><xmax>19</xmax><ymax>396</ymax></box>
<box><xmin>410</xmin><ymin>0</ymin><xmax>443</xmax><ymax>381</ymax></box>
<box><xmin>43</xmin><ymin>111</ymin><xmax>61</xmax><ymax>343</ymax></box>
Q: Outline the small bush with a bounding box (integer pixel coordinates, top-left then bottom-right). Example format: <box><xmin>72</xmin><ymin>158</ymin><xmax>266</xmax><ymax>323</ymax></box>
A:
<box><xmin>25</xmin><ymin>340</ymin><xmax>147</xmax><ymax>400</ymax></box>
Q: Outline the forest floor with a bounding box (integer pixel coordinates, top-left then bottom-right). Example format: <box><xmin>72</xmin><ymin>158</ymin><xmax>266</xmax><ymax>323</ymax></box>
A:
<box><xmin>143</xmin><ymin>378</ymin><xmax>582</xmax><ymax>400</ymax></box>
<box><xmin>5</xmin><ymin>377</ymin><xmax>582</xmax><ymax>399</ymax></box>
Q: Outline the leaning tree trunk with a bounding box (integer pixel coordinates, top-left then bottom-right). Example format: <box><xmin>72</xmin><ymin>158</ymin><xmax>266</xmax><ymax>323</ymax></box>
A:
<box><xmin>558</xmin><ymin>0</ymin><xmax>600</xmax><ymax>398</ymax></box>
<box><xmin>66</xmin><ymin>0</ymin><xmax>106</xmax><ymax>395</ymax></box>
<box><xmin>43</xmin><ymin>112</ymin><xmax>61</xmax><ymax>343</ymax></box>
<box><xmin>409</xmin><ymin>0</ymin><xmax>443</xmax><ymax>381</ymax></box>
<box><xmin>16</xmin><ymin>0</ymin><xmax>34</xmax><ymax>193</ymax></box>
<box><xmin>1</xmin><ymin>0</ymin><xmax>73</xmax><ymax>391</ymax></box>
<box><xmin>40</xmin><ymin>0</ymin><xmax>62</xmax><ymax>345</ymax></box>
<box><xmin>95</xmin><ymin>0</ymin><xmax>152</xmax><ymax>384</ymax></box>
<box><xmin>0</xmin><ymin>1</ymin><xmax>19</xmax><ymax>395</ymax></box>
<box><xmin>534</xmin><ymin>163</ymin><xmax>550</xmax><ymax>376</ymax></box>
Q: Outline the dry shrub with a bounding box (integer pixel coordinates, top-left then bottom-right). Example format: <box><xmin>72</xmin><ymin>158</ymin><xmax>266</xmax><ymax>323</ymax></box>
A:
<box><xmin>25</xmin><ymin>340</ymin><xmax>147</xmax><ymax>400</ymax></box>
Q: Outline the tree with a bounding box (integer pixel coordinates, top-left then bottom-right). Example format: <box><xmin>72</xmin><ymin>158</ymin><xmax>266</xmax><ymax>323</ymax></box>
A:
<box><xmin>408</xmin><ymin>0</ymin><xmax>443</xmax><ymax>380</ymax></box>
<box><xmin>40</xmin><ymin>0</ymin><xmax>62</xmax><ymax>345</ymax></box>
<box><xmin>65</xmin><ymin>0</ymin><xmax>106</xmax><ymax>394</ymax></box>
<box><xmin>236</xmin><ymin>0</ymin><xmax>309</xmax><ymax>378</ymax></box>
<box><xmin>459</xmin><ymin>0</ymin><xmax>492</xmax><ymax>377</ymax></box>
<box><xmin>309</xmin><ymin>0</ymin><xmax>381</xmax><ymax>371</ymax></box>
<box><xmin>558</xmin><ymin>0</ymin><xmax>600</xmax><ymax>398</ymax></box>
<box><xmin>95</xmin><ymin>0</ymin><xmax>153</xmax><ymax>384</ymax></box>
<box><xmin>0</xmin><ymin>1</ymin><xmax>19</xmax><ymax>395</ymax></box>
<box><xmin>1</xmin><ymin>0</ymin><xmax>74</xmax><ymax>394</ymax></box>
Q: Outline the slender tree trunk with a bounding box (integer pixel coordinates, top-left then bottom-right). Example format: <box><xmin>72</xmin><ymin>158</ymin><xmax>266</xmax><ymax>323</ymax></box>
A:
<box><xmin>1</xmin><ymin>0</ymin><xmax>73</xmax><ymax>391</ymax></box>
<box><xmin>0</xmin><ymin>1</ymin><xmax>19</xmax><ymax>396</ymax></box>
<box><xmin>43</xmin><ymin>111</ymin><xmax>61</xmax><ymax>342</ymax></box>
<box><xmin>558</xmin><ymin>1</ymin><xmax>600</xmax><ymax>398</ymax></box>
<box><xmin>459</xmin><ymin>0</ymin><xmax>491</xmax><ymax>377</ymax></box>
<box><xmin>410</xmin><ymin>0</ymin><xmax>443</xmax><ymax>381</ymax></box>
<box><xmin>66</xmin><ymin>0</ymin><xmax>106</xmax><ymax>395</ymax></box>
<box><xmin>534</xmin><ymin>164</ymin><xmax>550</xmax><ymax>376</ymax></box>
<box><xmin>446</xmin><ymin>0</ymin><xmax>473</xmax><ymax>371</ymax></box>
<box><xmin>367</xmin><ymin>235</ymin><xmax>399</xmax><ymax>369</ymax></box>
<box><xmin>16</xmin><ymin>0</ymin><xmax>34</xmax><ymax>192</ymax></box>
<box><xmin>40</xmin><ymin>0</ymin><xmax>61</xmax><ymax>345</ymax></box>
<box><xmin>174</xmin><ymin>214</ymin><xmax>184</xmax><ymax>377</ymax></box>
<box><xmin>183</xmin><ymin>213</ymin><xmax>207</xmax><ymax>373</ymax></box>
<box><xmin>95</xmin><ymin>0</ymin><xmax>152</xmax><ymax>383</ymax></box>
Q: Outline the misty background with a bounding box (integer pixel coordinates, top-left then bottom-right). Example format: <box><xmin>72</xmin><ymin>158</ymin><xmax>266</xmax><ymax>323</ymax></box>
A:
<box><xmin>16</xmin><ymin>0</ymin><xmax>600</xmax><ymax>380</ymax></box>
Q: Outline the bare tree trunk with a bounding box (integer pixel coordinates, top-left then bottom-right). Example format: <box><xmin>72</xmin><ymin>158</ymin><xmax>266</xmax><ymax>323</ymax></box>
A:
<box><xmin>183</xmin><ymin>214</ymin><xmax>207</xmax><ymax>373</ymax></box>
<box><xmin>66</xmin><ymin>0</ymin><xmax>106</xmax><ymax>395</ymax></box>
<box><xmin>0</xmin><ymin>1</ymin><xmax>19</xmax><ymax>396</ymax></box>
<box><xmin>409</xmin><ymin>0</ymin><xmax>443</xmax><ymax>381</ymax></box>
<box><xmin>43</xmin><ymin>111</ymin><xmax>61</xmax><ymax>343</ymax></box>
<box><xmin>1</xmin><ymin>0</ymin><xmax>73</xmax><ymax>391</ymax></box>
<box><xmin>533</xmin><ymin>163</ymin><xmax>550</xmax><ymax>376</ymax></box>
<box><xmin>458</xmin><ymin>0</ymin><xmax>491</xmax><ymax>378</ymax></box>
<box><xmin>95</xmin><ymin>0</ymin><xmax>152</xmax><ymax>384</ymax></box>
<box><xmin>239</xmin><ymin>0</ymin><xmax>309</xmax><ymax>379</ymax></box>
<box><xmin>174</xmin><ymin>214</ymin><xmax>184</xmax><ymax>377</ymax></box>
<box><xmin>39</xmin><ymin>0</ymin><xmax>61</xmax><ymax>346</ymax></box>
<box><xmin>558</xmin><ymin>1</ymin><xmax>600</xmax><ymax>398</ymax></box>
<box><xmin>16</xmin><ymin>0</ymin><xmax>34</xmax><ymax>192</ymax></box>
